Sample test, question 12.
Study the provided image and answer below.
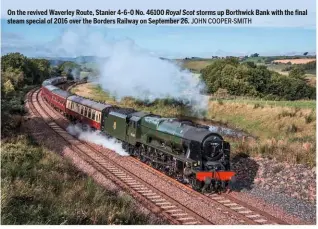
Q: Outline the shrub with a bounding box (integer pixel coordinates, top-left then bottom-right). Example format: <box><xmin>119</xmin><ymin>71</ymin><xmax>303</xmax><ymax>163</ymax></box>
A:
<box><xmin>217</xmin><ymin>99</ymin><xmax>224</xmax><ymax>105</ymax></box>
<box><xmin>305</xmin><ymin>112</ymin><xmax>315</xmax><ymax>124</ymax></box>
<box><xmin>286</xmin><ymin>124</ymin><xmax>298</xmax><ymax>133</ymax></box>
<box><xmin>253</xmin><ymin>103</ymin><xmax>264</xmax><ymax>109</ymax></box>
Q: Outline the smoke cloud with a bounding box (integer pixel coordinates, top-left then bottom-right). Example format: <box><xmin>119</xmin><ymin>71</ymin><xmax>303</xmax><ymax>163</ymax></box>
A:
<box><xmin>48</xmin><ymin>26</ymin><xmax>209</xmax><ymax>112</ymax></box>
<box><xmin>66</xmin><ymin>124</ymin><xmax>129</xmax><ymax>156</ymax></box>
<box><xmin>97</xmin><ymin>39</ymin><xmax>208</xmax><ymax>112</ymax></box>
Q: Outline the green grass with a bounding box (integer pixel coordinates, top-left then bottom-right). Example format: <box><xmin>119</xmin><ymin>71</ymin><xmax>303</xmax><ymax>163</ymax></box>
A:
<box><xmin>209</xmin><ymin>100</ymin><xmax>316</xmax><ymax>167</ymax></box>
<box><xmin>242</xmin><ymin>56</ymin><xmax>267</xmax><ymax>63</ymax></box>
<box><xmin>178</xmin><ymin>59</ymin><xmax>217</xmax><ymax>73</ymax></box>
<box><xmin>267</xmin><ymin>63</ymin><xmax>316</xmax><ymax>77</ymax></box>
<box><xmin>219</xmin><ymin>99</ymin><xmax>316</xmax><ymax>109</ymax></box>
<box><xmin>1</xmin><ymin>135</ymin><xmax>166</xmax><ymax>225</ymax></box>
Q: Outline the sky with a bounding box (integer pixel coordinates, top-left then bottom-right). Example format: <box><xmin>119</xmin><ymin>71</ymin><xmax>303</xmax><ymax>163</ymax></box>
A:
<box><xmin>1</xmin><ymin>0</ymin><xmax>316</xmax><ymax>58</ymax></box>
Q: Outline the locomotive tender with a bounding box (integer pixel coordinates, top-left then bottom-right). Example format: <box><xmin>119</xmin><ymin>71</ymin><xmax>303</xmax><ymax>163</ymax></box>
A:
<box><xmin>41</xmin><ymin>77</ymin><xmax>235</xmax><ymax>192</ymax></box>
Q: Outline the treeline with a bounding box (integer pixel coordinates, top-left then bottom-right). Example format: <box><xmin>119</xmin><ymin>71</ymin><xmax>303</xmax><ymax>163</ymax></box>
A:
<box><xmin>1</xmin><ymin>53</ymin><xmax>90</xmax><ymax>96</ymax></box>
<box><xmin>1</xmin><ymin>52</ymin><xmax>86</xmax><ymax>137</ymax></box>
<box><xmin>200</xmin><ymin>58</ymin><xmax>316</xmax><ymax>100</ymax></box>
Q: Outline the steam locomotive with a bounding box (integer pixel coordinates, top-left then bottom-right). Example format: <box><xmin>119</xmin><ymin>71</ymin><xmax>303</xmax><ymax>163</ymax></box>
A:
<box><xmin>41</xmin><ymin>77</ymin><xmax>235</xmax><ymax>193</ymax></box>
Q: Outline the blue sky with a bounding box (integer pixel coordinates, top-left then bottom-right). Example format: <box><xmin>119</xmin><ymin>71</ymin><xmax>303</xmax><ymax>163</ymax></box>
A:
<box><xmin>1</xmin><ymin>0</ymin><xmax>316</xmax><ymax>58</ymax></box>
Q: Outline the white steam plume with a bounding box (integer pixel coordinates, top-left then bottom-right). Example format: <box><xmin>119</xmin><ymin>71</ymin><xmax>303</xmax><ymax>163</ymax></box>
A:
<box><xmin>97</xmin><ymin>39</ymin><xmax>208</xmax><ymax>112</ymax></box>
<box><xmin>66</xmin><ymin>124</ymin><xmax>129</xmax><ymax>156</ymax></box>
<box><xmin>48</xmin><ymin>26</ymin><xmax>209</xmax><ymax>112</ymax></box>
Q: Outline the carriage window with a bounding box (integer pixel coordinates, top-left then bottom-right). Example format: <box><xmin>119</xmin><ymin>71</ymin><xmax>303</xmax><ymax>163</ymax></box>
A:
<box><xmin>88</xmin><ymin>109</ymin><xmax>91</xmax><ymax>118</ymax></box>
<box><xmin>84</xmin><ymin>107</ymin><xmax>88</xmax><ymax>116</ymax></box>
<box><xmin>80</xmin><ymin>106</ymin><xmax>84</xmax><ymax>115</ymax></box>
<box><xmin>92</xmin><ymin>110</ymin><xmax>95</xmax><ymax>120</ymax></box>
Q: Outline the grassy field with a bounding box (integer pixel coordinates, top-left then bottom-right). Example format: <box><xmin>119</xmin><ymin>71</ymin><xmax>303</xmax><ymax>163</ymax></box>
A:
<box><xmin>267</xmin><ymin>63</ymin><xmax>316</xmax><ymax>77</ymax></box>
<box><xmin>208</xmin><ymin>100</ymin><xmax>316</xmax><ymax>167</ymax></box>
<box><xmin>72</xmin><ymin>83</ymin><xmax>316</xmax><ymax>167</ymax></box>
<box><xmin>1</xmin><ymin>135</ymin><xmax>165</xmax><ymax>225</ymax></box>
<box><xmin>266</xmin><ymin>63</ymin><xmax>289</xmax><ymax>75</ymax></box>
<box><xmin>272</xmin><ymin>58</ymin><xmax>316</xmax><ymax>64</ymax></box>
<box><xmin>219</xmin><ymin>98</ymin><xmax>316</xmax><ymax>109</ymax></box>
<box><xmin>179</xmin><ymin>59</ymin><xmax>216</xmax><ymax>72</ymax></box>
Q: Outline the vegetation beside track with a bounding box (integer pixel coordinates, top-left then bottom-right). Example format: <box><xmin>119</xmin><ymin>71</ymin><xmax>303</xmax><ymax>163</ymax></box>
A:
<box><xmin>1</xmin><ymin>135</ymin><xmax>164</xmax><ymax>224</ymax></box>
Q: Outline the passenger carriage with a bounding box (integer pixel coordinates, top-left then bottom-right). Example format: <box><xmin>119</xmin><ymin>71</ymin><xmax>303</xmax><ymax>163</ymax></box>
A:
<box><xmin>65</xmin><ymin>95</ymin><xmax>113</xmax><ymax>130</ymax></box>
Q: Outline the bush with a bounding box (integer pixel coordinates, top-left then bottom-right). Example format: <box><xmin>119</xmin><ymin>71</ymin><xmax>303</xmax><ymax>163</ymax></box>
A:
<box><xmin>217</xmin><ymin>99</ymin><xmax>224</xmax><ymax>105</ymax></box>
<box><xmin>286</xmin><ymin>124</ymin><xmax>298</xmax><ymax>133</ymax></box>
<box><xmin>305</xmin><ymin>112</ymin><xmax>315</xmax><ymax>124</ymax></box>
<box><xmin>253</xmin><ymin>103</ymin><xmax>263</xmax><ymax>109</ymax></box>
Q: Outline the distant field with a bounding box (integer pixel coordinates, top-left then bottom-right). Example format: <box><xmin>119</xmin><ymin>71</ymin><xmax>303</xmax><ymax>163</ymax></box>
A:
<box><xmin>266</xmin><ymin>63</ymin><xmax>289</xmax><ymax>75</ymax></box>
<box><xmin>179</xmin><ymin>59</ymin><xmax>216</xmax><ymax>72</ymax></box>
<box><xmin>272</xmin><ymin>59</ymin><xmax>316</xmax><ymax>64</ymax></box>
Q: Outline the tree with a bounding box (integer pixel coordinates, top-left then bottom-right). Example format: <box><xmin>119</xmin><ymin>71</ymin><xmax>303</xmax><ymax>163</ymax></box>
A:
<box><xmin>66</xmin><ymin>69</ymin><xmax>74</xmax><ymax>80</ymax></box>
<box><xmin>29</xmin><ymin>58</ymin><xmax>51</xmax><ymax>84</ymax></box>
<box><xmin>1</xmin><ymin>53</ymin><xmax>52</xmax><ymax>85</ymax></box>
<box><xmin>3</xmin><ymin>80</ymin><xmax>15</xmax><ymax>96</ymax></box>
<box><xmin>57</xmin><ymin>61</ymin><xmax>80</xmax><ymax>78</ymax></box>
<box><xmin>250</xmin><ymin>53</ymin><xmax>259</xmax><ymax>57</ymax></box>
<box><xmin>214</xmin><ymin>88</ymin><xmax>229</xmax><ymax>98</ymax></box>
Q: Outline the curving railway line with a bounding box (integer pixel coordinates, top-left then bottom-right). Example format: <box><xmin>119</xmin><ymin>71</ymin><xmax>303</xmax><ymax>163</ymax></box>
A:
<box><xmin>24</xmin><ymin>85</ymin><xmax>292</xmax><ymax>225</ymax></box>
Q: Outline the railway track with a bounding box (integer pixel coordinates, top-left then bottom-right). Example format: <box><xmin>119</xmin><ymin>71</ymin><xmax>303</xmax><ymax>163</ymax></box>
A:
<box><xmin>26</xmin><ymin>87</ymin><xmax>290</xmax><ymax>225</ymax></box>
<box><xmin>27</xmin><ymin>88</ymin><xmax>213</xmax><ymax>225</ymax></box>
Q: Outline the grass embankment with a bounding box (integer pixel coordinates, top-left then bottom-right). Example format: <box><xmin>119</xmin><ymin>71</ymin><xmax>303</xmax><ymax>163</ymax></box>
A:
<box><xmin>1</xmin><ymin>135</ymin><xmax>164</xmax><ymax>225</ymax></box>
<box><xmin>208</xmin><ymin>100</ymin><xmax>316</xmax><ymax>167</ymax></box>
<box><xmin>72</xmin><ymin>83</ymin><xmax>316</xmax><ymax>167</ymax></box>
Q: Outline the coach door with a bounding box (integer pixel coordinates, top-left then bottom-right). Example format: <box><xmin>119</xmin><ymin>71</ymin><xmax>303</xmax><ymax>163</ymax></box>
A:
<box><xmin>127</xmin><ymin>119</ymin><xmax>137</xmax><ymax>145</ymax></box>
